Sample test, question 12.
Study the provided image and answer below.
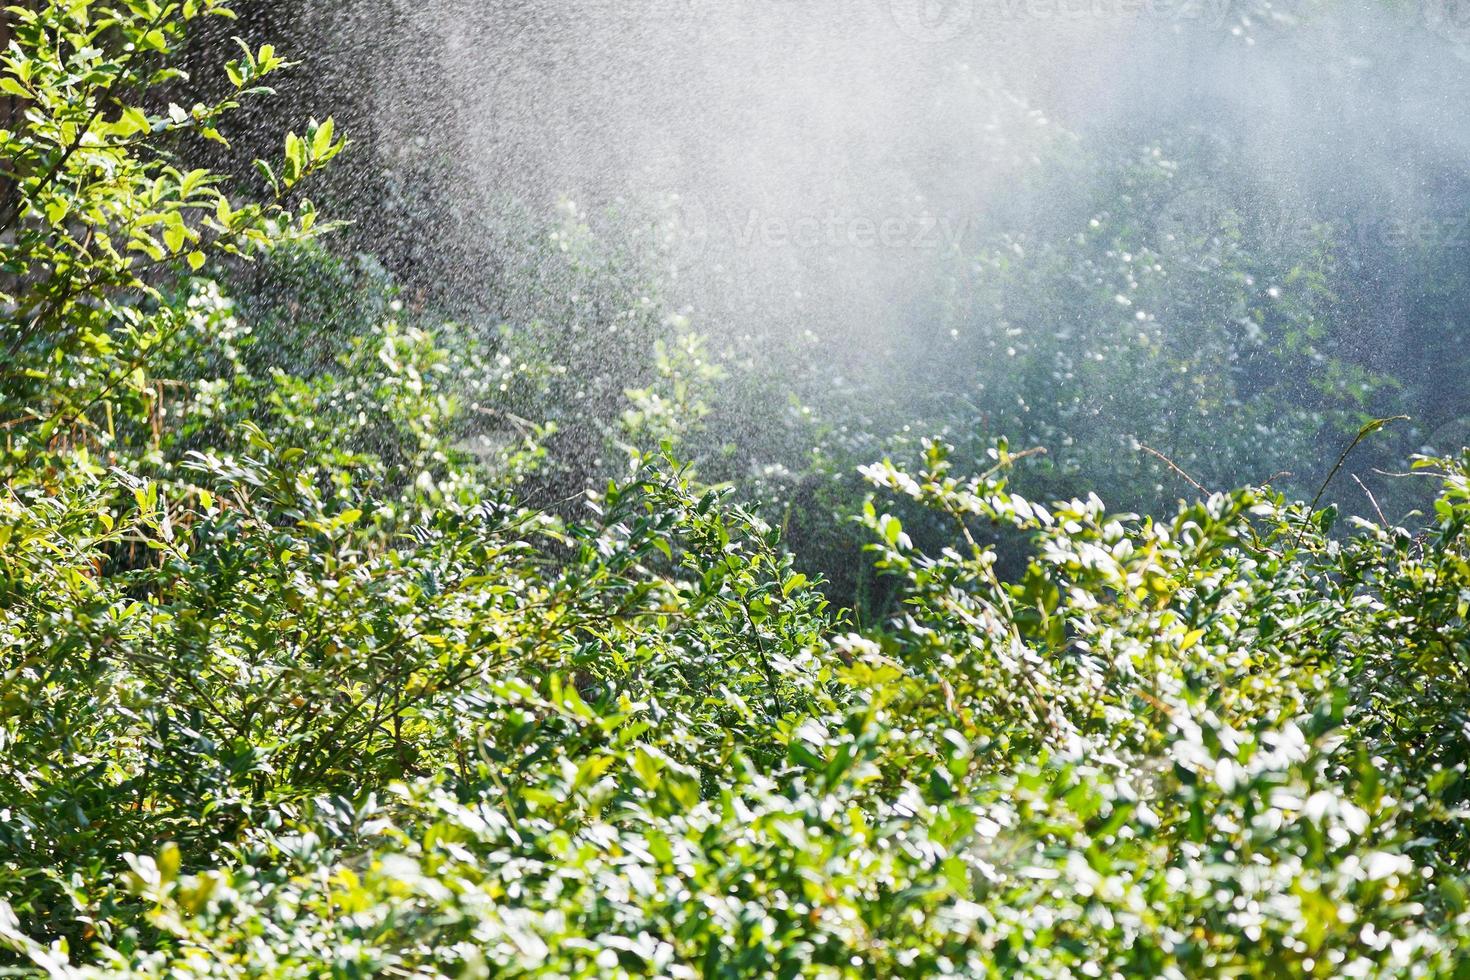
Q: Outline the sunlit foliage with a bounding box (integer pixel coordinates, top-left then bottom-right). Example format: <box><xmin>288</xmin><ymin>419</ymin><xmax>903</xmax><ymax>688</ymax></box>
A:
<box><xmin>2</xmin><ymin>5</ymin><xmax>1469</xmax><ymax>978</ymax></box>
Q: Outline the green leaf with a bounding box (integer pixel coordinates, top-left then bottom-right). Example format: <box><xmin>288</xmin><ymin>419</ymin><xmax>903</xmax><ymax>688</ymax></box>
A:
<box><xmin>253</xmin><ymin>158</ymin><xmax>278</xmax><ymax>195</ymax></box>
<box><xmin>117</xmin><ymin>106</ymin><xmax>151</xmax><ymax>136</ymax></box>
<box><xmin>179</xmin><ymin>168</ymin><xmax>209</xmax><ymax>198</ymax></box>
<box><xmin>311</xmin><ymin>117</ymin><xmax>335</xmax><ymax>158</ymax></box>
<box><xmin>44</xmin><ymin>197</ymin><xmax>68</xmax><ymax>226</ymax></box>
<box><xmin>162</xmin><ymin>219</ymin><xmax>187</xmax><ymax>253</ymax></box>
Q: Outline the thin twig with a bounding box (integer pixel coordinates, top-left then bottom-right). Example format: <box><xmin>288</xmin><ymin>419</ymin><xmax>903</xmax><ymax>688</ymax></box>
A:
<box><xmin>1293</xmin><ymin>416</ymin><xmax>1409</xmax><ymax>550</ymax></box>
<box><xmin>1258</xmin><ymin>470</ymin><xmax>1293</xmax><ymax>488</ymax></box>
<box><xmin>1352</xmin><ymin>474</ymin><xmax>1389</xmax><ymax>527</ymax></box>
<box><xmin>1139</xmin><ymin>443</ymin><xmax>1209</xmax><ymax>495</ymax></box>
<box><xmin>471</xmin><ymin>404</ymin><xmax>537</xmax><ymax>436</ymax></box>
<box><xmin>979</xmin><ymin>445</ymin><xmax>1048</xmax><ymax>480</ymax></box>
<box><xmin>1371</xmin><ymin>467</ymin><xmax>1442</xmax><ymax>480</ymax></box>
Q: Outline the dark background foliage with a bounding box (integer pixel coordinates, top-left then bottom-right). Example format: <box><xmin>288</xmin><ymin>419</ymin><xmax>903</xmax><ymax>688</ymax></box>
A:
<box><xmin>4</xmin><ymin>2</ymin><xmax>1470</xmax><ymax>975</ymax></box>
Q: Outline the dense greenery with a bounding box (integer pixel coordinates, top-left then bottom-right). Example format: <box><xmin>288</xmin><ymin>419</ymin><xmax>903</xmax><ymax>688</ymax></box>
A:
<box><xmin>3</xmin><ymin>3</ymin><xmax>1470</xmax><ymax>976</ymax></box>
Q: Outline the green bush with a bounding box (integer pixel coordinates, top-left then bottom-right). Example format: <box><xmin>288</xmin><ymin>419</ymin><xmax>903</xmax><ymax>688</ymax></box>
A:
<box><xmin>2</xmin><ymin>4</ymin><xmax>1470</xmax><ymax>978</ymax></box>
